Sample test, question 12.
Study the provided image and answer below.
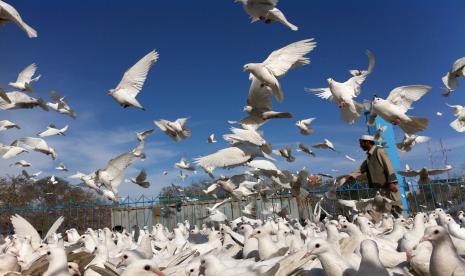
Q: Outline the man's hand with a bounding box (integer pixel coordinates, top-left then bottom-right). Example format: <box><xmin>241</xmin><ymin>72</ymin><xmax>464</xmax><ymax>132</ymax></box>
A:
<box><xmin>388</xmin><ymin>182</ymin><xmax>398</xmax><ymax>193</ymax></box>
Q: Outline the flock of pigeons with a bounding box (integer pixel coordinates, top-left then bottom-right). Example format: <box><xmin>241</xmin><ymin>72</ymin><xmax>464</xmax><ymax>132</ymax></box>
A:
<box><xmin>0</xmin><ymin>1</ymin><xmax>465</xmax><ymax>275</ymax></box>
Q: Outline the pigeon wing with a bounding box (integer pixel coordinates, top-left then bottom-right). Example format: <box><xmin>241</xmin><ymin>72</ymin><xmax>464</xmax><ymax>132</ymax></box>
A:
<box><xmin>263</xmin><ymin>39</ymin><xmax>317</xmax><ymax>78</ymax></box>
<box><xmin>136</xmin><ymin>169</ymin><xmax>147</xmax><ymax>183</ymax></box>
<box><xmin>16</xmin><ymin>63</ymin><xmax>37</xmax><ymax>83</ymax></box>
<box><xmin>116</xmin><ymin>50</ymin><xmax>159</xmax><ymax>97</ymax></box>
<box><xmin>43</xmin><ymin>216</ymin><xmax>64</xmax><ymax>242</ymax></box>
<box><xmin>11</xmin><ymin>214</ymin><xmax>41</xmax><ymax>249</ymax></box>
<box><xmin>386</xmin><ymin>85</ymin><xmax>431</xmax><ymax>113</ymax></box>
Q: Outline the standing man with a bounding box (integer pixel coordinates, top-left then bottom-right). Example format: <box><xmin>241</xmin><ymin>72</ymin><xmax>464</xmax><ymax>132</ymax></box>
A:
<box><xmin>343</xmin><ymin>135</ymin><xmax>403</xmax><ymax>217</ymax></box>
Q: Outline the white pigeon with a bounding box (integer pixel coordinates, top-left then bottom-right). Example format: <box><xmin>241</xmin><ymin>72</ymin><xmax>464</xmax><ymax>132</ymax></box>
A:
<box><xmin>21</xmin><ymin>169</ymin><xmax>41</xmax><ymax>181</ymax></box>
<box><xmin>11</xmin><ymin>214</ymin><xmax>64</xmax><ymax>251</ymax></box>
<box><xmin>442</xmin><ymin>56</ymin><xmax>465</xmax><ymax>96</ymax></box>
<box><xmin>48</xmin><ymin>175</ymin><xmax>58</xmax><ymax>185</ymax></box>
<box><xmin>396</xmin><ymin>133</ymin><xmax>430</xmax><ymax>152</ymax></box>
<box><xmin>273</xmin><ymin>146</ymin><xmax>295</xmax><ymax>162</ymax></box>
<box><xmin>0</xmin><ymin>119</ymin><xmax>20</xmax><ymax>131</ymax></box>
<box><xmin>175</xmin><ymin>157</ymin><xmax>196</xmax><ymax>171</ymax></box>
<box><xmin>436</xmin><ymin>112</ymin><xmax>443</xmax><ymax>116</ymax></box>
<box><xmin>446</xmin><ymin>103</ymin><xmax>465</xmax><ymax>132</ymax></box>
<box><xmin>127</xmin><ymin>169</ymin><xmax>150</xmax><ymax>188</ymax></box>
<box><xmin>37</xmin><ymin>124</ymin><xmax>68</xmax><ymax>138</ymax></box>
<box><xmin>69</xmin><ymin>171</ymin><xmax>100</xmax><ymax>192</ymax></box>
<box><xmin>366</xmin><ymin>85</ymin><xmax>431</xmax><ymax>134</ymax></box>
<box><xmin>247</xmin><ymin>159</ymin><xmax>281</xmax><ymax>175</ymax></box>
<box><xmin>121</xmin><ymin>259</ymin><xmax>164</xmax><ymax>276</ymax></box>
<box><xmin>235</xmin><ymin>0</ymin><xmax>299</xmax><ymax>31</ymax></box>
<box><xmin>154</xmin><ymin>118</ymin><xmax>191</xmax><ymax>142</ymax></box>
<box><xmin>47</xmin><ymin>90</ymin><xmax>76</xmax><ymax>119</ymax></box>
<box><xmin>162</xmin><ymin>171</ymin><xmax>168</xmax><ymax>175</ymax></box>
<box><xmin>243</xmin><ymin>38</ymin><xmax>317</xmax><ymax>102</ymax></box>
<box><xmin>135</xmin><ymin>128</ymin><xmax>154</xmax><ymax>141</ymax></box>
<box><xmin>0</xmin><ymin>90</ymin><xmax>48</xmax><ymax>111</ymax></box>
<box><xmin>296</xmin><ymin>117</ymin><xmax>316</xmax><ymax>135</ymax></box>
<box><xmin>312</xmin><ymin>139</ymin><xmax>335</xmax><ymax>151</ymax></box>
<box><xmin>296</xmin><ymin>142</ymin><xmax>316</xmax><ymax>157</ymax></box>
<box><xmin>10</xmin><ymin>159</ymin><xmax>31</xmax><ymax>167</ymax></box>
<box><xmin>0</xmin><ymin>0</ymin><xmax>37</xmax><ymax>38</ymax></box>
<box><xmin>207</xmin><ymin>134</ymin><xmax>217</xmax><ymax>143</ymax></box>
<box><xmin>95</xmin><ymin>151</ymin><xmax>136</xmax><ymax>200</ymax></box>
<box><xmin>195</xmin><ymin>143</ymin><xmax>271</xmax><ymax>174</ymax></box>
<box><xmin>12</xmin><ymin>137</ymin><xmax>57</xmax><ymax>159</ymax></box>
<box><xmin>241</xmin><ymin>75</ymin><xmax>292</xmax><ymax>127</ymax></box>
<box><xmin>373</xmin><ymin>124</ymin><xmax>387</xmax><ymax>141</ymax></box>
<box><xmin>307</xmin><ymin>50</ymin><xmax>375</xmax><ymax>124</ymax></box>
<box><xmin>345</xmin><ymin>155</ymin><xmax>356</xmax><ymax>162</ymax></box>
<box><xmin>398</xmin><ymin>165</ymin><xmax>453</xmax><ymax>184</ymax></box>
<box><xmin>55</xmin><ymin>162</ymin><xmax>68</xmax><ymax>171</ymax></box>
<box><xmin>223</xmin><ymin>126</ymin><xmax>272</xmax><ymax>154</ymax></box>
<box><xmin>108</xmin><ymin>50</ymin><xmax>159</xmax><ymax>110</ymax></box>
<box><xmin>9</xmin><ymin>63</ymin><xmax>41</xmax><ymax>91</ymax></box>
<box><xmin>205</xmin><ymin>197</ymin><xmax>231</xmax><ymax>222</ymax></box>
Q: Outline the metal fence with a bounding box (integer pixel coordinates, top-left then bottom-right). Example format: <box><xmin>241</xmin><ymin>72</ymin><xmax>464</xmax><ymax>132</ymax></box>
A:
<box><xmin>0</xmin><ymin>178</ymin><xmax>464</xmax><ymax>234</ymax></box>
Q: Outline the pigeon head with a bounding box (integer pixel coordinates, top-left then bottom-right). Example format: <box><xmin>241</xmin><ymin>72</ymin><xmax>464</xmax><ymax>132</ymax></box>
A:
<box><xmin>421</xmin><ymin>226</ymin><xmax>448</xmax><ymax>244</ymax></box>
<box><xmin>243</xmin><ymin>105</ymin><xmax>252</xmax><ymax>112</ymax></box>
<box><xmin>107</xmin><ymin>89</ymin><xmax>115</xmax><ymax>96</ymax></box>
<box><xmin>326</xmin><ymin>78</ymin><xmax>334</xmax><ymax>85</ymax></box>
<box><xmin>305</xmin><ymin>239</ymin><xmax>329</xmax><ymax>257</ymax></box>
<box><xmin>243</xmin><ymin>63</ymin><xmax>257</xmax><ymax>72</ymax></box>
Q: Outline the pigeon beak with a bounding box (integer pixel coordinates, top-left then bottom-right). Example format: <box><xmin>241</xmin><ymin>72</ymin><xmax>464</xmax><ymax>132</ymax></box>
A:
<box><xmin>249</xmin><ymin>233</ymin><xmax>256</xmax><ymax>239</ymax></box>
<box><xmin>420</xmin><ymin>235</ymin><xmax>430</xmax><ymax>243</ymax></box>
<box><xmin>303</xmin><ymin>250</ymin><xmax>313</xmax><ymax>259</ymax></box>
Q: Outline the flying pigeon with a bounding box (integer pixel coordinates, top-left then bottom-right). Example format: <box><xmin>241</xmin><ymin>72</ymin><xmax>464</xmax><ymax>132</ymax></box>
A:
<box><xmin>12</xmin><ymin>137</ymin><xmax>57</xmax><ymax>159</ymax></box>
<box><xmin>312</xmin><ymin>139</ymin><xmax>335</xmax><ymax>151</ymax></box>
<box><xmin>235</xmin><ymin>0</ymin><xmax>299</xmax><ymax>31</ymax></box>
<box><xmin>398</xmin><ymin>165</ymin><xmax>453</xmax><ymax>184</ymax></box>
<box><xmin>396</xmin><ymin>133</ymin><xmax>430</xmax><ymax>152</ymax></box>
<box><xmin>9</xmin><ymin>63</ymin><xmax>41</xmax><ymax>91</ymax></box>
<box><xmin>296</xmin><ymin>142</ymin><xmax>316</xmax><ymax>157</ymax></box>
<box><xmin>243</xmin><ymin>39</ymin><xmax>317</xmax><ymax>102</ymax></box>
<box><xmin>307</xmin><ymin>50</ymin><xmax>375</xmax><ymax>124</ymax></box>
<box><xmin>10</xmin><ymin>159</ymin><xmax>31</xmax><ymax>167</ymax></box>
<box><xmin>127</xmin><ymin>169</ymin><xmax>150</xmax><ymax>188</ymax></box>
<box><xmin>273</xmin><ymin>146</ymin><xmax>295</xmax><ymax>162</ymax></box>
<box><xmin>241</xmin><ymin>76</ymin><xmax>292</xmax><ymax>127</ymax></box>
<box><xmin>366</xmin><ymin>85</ymin><xmax>431</xmax><ymax>134</ymax></box>
<box><xmin>55</xmin><ymin>162</ymin><xmax>68</xmax><ymax>171</ymax></box>
<box><xmin>154</xmin><ymin>118</ymin><xmax>191</xmax><ymax>142</ymax></box>
<box><xmin>175</xmin><ymin>157</ymin><xmax>196</xmax><ymax>172</ymax></box>
<box><xmin>0</xmin><ymin>0</ymin><xmax>37</xmax><ymax>38</ymax></box>
<box><xmin>296</xmin><ymin>117</ymin><xmax>316</xmax><ymax>135</ymax></box>
<box><xmin>442</xmin><ymin>56</ymin><xmax>465</xmax><ymax>96</ymax></box>
<box><xmin>47</xmin><ymin>91</ymin><xmax>76</xmax><ymax>119</ymax></box>
<box><xmin>0</xmin><ymin>90</ymin><xmax>48</xmax><ymax>111</ymax></box>
<box><xmin>0</xmin><ymin>120</ymin><xmax>20</xmax><ymax>131</ymax></box>
<box><xmin>135</xmin><ymin>128</ymin><xmax>154</xmax><ymax>141</ymax></box>
<box><xmin>108</xmin><ymin>50</ymin><xmax>159</xmax><ymax>110</ymax></box>
<box><xmin>208</xmin><ymin>134</ymin><xmax>217</xmax><ymax>143</ymax></box>
<box><xmin>446</xmin><ymin>103</ymin><xmax>465</xmax><ymax>132</ymax></box>
<box><xmin>37</xmin><ymin>124</ymin><xmax>68</xmax><ymax>137</ymax></box>
<box><xmin>344</xmin><ymin>155</ymin><xmax>356</xmax><ymax>162</ymax></box>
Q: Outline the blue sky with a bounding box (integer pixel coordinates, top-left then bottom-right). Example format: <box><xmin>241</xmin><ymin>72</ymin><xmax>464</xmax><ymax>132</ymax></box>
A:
<box><xmin>0</xmin><ymin>0</ymin><xmax>464</xmax><ymax>198</ymax></box>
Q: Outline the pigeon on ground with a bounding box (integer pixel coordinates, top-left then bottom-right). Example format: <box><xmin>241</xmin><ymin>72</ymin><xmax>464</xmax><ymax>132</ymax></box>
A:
<box><xmin>37</xmin><ymin>124</ymin><xmax>68</xmax><ymax>137</ymax></box>
<box><xmin>0</xmin><ymin>120</ymin><xmax>20</xmax><ymax>131</ymax></box>
<box><xmin>296</xmin><ymin>142</ymin><xmax>315</xmax><ymax>157</ymax></box>
<box><xmin>396</xmin><ymin>133</ymin><xmax>430</xmax><ymax>152</ymax></box>
<box><xmin>208</xmin><ymin>134</ymin><xmax>217</xmax><ymax>143</ymax></box>
<box><xmin>127</xmin><ymin>169</ymin><xmax>150</xmax><ymax>188</ymax></box>
<box><xmin>446</xmin><ymin>103</ymin><xmax>465</xmax><ymax>132</ymax></box>
<box><xmin>244</xmin><ymin>38</ymin><xmax>317</xmax><ymax>102</ymax></box>
<box><xmin>154</xmin><ymin>118</ymin><xmax>191</xmax><ymax>142</ymax></box>
<box><xmin>442</xmin><ymin>56</ymin><xmax>465</xmax><ymax>96</ymax></box>
<box><xmin>0</xmin><ymin>0</ymin><xmax>37</xmax><ymax>38</ymax></box>
<box><xmin>47</xmin><ymin>91</ymin><xmax>76</xmax><ymax>119</ymax></box>
<box><xmin>296</xmin><ymin>117</ymin><xmax>316</xmax><ymax>135</ymax></box>
<box><xmin>108</xmin><ymin>50</ymin><xmax>158</xmax><ymax>110</ymax></box>
<box><xmin>235</xmin><ymin>0</ymin><xmax>299</xmax><ymax>31</ymax></box>
<box><xmin>12</xmin><ymin>137</ymin><xmax>57</xmax><ymax>159</ymax></box>
<box><xmin>9</xmin><ymin>63</ymin><xmax>41</xmax><ymax>91</ymax></box>
<box><xmin>307</xmin><ymin>50</ymin><xmax>375</xmax><ymax>124</ymax></box>
<box><xmin>366</xmin><ymin>85</ymin><xmax>431</xmax><ymax>134</ymax></box>
<box><xmin>241</xmin><ymin>76</ymin><xmax>292</xmax><ymax>127</ymax></box>
<box><xmin>312</xmin><ymin>139</ymin><xmax>335</xmax><ymax>151</ymax></box>
<box><xmin>398</xmin><ymin>165</ymin><xmax>453</xmax><ymax>184</ymax></box>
